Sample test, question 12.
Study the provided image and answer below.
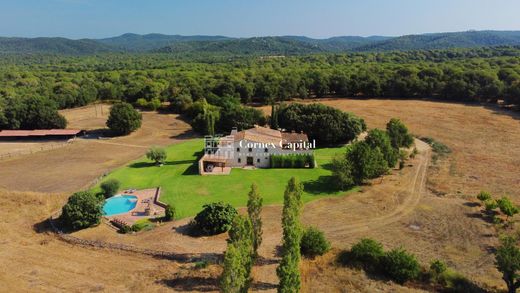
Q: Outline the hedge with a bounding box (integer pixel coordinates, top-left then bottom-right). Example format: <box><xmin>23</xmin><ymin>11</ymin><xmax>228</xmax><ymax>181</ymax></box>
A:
<box><xmin>269</xmin><ymin>153</ymin><xmax>315</xmax><ymax>168</ymax></box>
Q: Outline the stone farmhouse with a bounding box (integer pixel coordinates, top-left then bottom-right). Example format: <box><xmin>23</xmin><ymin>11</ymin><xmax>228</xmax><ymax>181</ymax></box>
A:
<box><xmin>198</xmin><ymin>125</ymin><xmax>313</xmax><ymax>175</ymax></box>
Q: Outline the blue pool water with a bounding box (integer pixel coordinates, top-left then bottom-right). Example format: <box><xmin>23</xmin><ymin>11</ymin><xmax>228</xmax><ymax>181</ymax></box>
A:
<box><xmin>103</xmin><ymin>195</ymin><xmax>138</xmax><ymax>216</ymax></box>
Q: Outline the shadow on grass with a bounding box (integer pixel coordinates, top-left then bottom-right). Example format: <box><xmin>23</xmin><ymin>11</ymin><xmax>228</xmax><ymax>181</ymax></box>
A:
<box><xmin>303</xmin><ymin>176</ymin><xmax>342</xmax><ymax>195</ymax></box>
<box><xmin>159</xmin><ymin>276</ymin><xmax>218</xmax><ymax>292</ymax></box>
<box><xmin>181</xmin><ymin>150</ymin><xmax>204</xmax><ymax>175</ymax></box>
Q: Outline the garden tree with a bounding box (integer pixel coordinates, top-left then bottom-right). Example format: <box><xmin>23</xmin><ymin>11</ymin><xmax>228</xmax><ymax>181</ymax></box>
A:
<box><xmin>277</xmin><ymin>103</ymin><xmax>366</xmax><ymax>145</ymax></box>
<box><xmin>163</xmin><ymin>204</ymin><xmax>176</xmax><ymax>221</ymax></box>
<box><xmin>106</xmin><ymin>102</ymin><xmax>142</xmax><ymax>135</ymax></box>
<box><xmin>0</xmin><ymin>96</ymin><xmax>67</xmax><ymax>130</ymax></box>
<box><xmin>146</xmin><ymin>147</ymin><xmax>167</xmax><ymax>165</ymax></box>
<box><xmin>497</xmin><ymin>197</ymin><xmax>519</xmax><ymax>221</ymax></box>
<box><xmin>194</xmin><ymin>202</ymin><xmax>238</xmax><ymax>235</ymax></box>
<box><xmin>61</xmin><ymin>191</ymin><xmax>103</xmax><ymax>230</ymax></box>
<box><xmin>300</xmin><ymin>227</ymin><xmax>330</xmax><ymax>258</ymax></box>
<box><xmin>347</xmin><ymin>141</ymin><xmax>388</xmax><ymax>183</ymax></box>
<box><xmin>247</xmin><ymin>184</ymin><xmax>263</xmax><ymax>257</ymax></box>
<box><xmin>277</xmin><ymin>177</ymin><xmax>303</xmax><ymax>293</ymax></box>
<box><xmin>365</xmin><ymin>128</ymin><xmax>399</xmax><ymax>168</ymax></box>
<box><xmin>331</xmin><ymin>154</ymin><xmax>356</xmax><ymax>189</ymax></box>
<box><xmin>100</xmin><ymin>179</ymin><xmax>120</xmax><ymax>198</ymax></box>
<box><xmin>495</xmin><ymin>236</ymin><xmax>520</xmax><ymax>293</ymax></box>
<box><xmin>386</xmin><ymin>118</ymin><xmax>414</xmax><ymax>148</ymax></box>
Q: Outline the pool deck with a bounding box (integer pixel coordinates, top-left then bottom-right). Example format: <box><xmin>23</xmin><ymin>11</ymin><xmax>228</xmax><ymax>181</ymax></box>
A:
<box><xmin>105</xmin><ymin>187</ymin><xmax>166</xmax><ymax>226</ymax></box>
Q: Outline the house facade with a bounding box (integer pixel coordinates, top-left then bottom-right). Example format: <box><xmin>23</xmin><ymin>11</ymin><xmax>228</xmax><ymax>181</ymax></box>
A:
<box><xmin>198</xmin><ymin>126</ymin><xmax>313</xmax><ymax>175</ymax></box>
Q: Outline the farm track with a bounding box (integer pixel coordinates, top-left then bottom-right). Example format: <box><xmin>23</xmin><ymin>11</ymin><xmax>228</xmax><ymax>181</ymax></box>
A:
<box><xmin>324</xmin><ymin>138</ymin><xmax>431</xmax><ymax>235</ymax></box>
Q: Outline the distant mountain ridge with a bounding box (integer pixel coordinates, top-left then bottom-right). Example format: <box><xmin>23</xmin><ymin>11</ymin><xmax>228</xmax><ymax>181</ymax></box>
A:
<box><xmin>1</xmin><ymin>30</ymin><xmax>520</xmax><ymax>55</ymax></box>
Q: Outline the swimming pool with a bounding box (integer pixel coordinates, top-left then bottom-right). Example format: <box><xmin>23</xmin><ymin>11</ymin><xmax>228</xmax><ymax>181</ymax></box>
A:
<box><xmin>103</xmin><ymin>195</ymin><xmax>138</xmax><ymax>216</ymax></box>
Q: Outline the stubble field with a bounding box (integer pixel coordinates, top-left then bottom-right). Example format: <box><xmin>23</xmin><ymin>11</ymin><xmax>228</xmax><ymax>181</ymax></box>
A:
<box><xmin>1</xmin><ymin>99</ymin><xmax>520</xmax><ymax>292</ymax></box>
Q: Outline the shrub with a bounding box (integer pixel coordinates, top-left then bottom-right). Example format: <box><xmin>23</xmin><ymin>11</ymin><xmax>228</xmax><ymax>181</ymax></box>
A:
<box><xmin>484</xmin><ymin>199</ymin><xmax>498</xmax><ymax>212</ymax></box>
<box><xmin>476</xmin><ymin>191</ymin><xmax>492</xmax><ymax>202</ymax></box>
<box><xmin>163</xmin><ymin>204</ymin><xmax>176</xmax><ymax>221</ymax></box>
<box><xmin>270</xmin><ymin>154</ymin><xmax>315</xmax><ymax>168</ymax></box>
<box><xmin>349</xmin><ymin>238</ymin><xmax>385</xmax><ymax>265</ymax></box>
<box><xmin>429</xmin><ymin>259</ymin><xmax>448</xmax><ymax>282</ymax></box>
<box><xmin>495</xmin><ymin>235</ymin><xmax>520</xmax><ymax>293</ymax></box>
<box><xmin>118</xmin><ymin>224</ymin><xmax>132</xmax><ymax>234</ymax></box>
<box><xmin>497</xmin><ymin>196</ymin><xmax>519</xmax><ymax>220</ymax></box>
<box><xmin>300</xmin><ymin>227</ymin><xmax>331</xmax><ymax>257</ymax></box>
<box><xmin>61</xmin><ymin>191</ymin><xmax>103</xmax><ymax>230</ymax></box>
<box><xmin>100</xmin><ymin>179</ymin><xmax>120</xmax><ymax>198</ymax></box>
<box><xmin>106</xmin><ymin>102</ymin><xmax>142</xmax><ymax>136</ymax></box>
<box><xmin>131</xmin><ymin>219</ymin><xmax>155</xmax><ymax>232</ymax></box>
<box><xmin>194</xmin><ymin>202</ymin><xmax>238</xmax><ymax>235</ymax></box>
<box><xmin>146</xmin><ymin>147</ymin><xmax>167</xmax><ymax>165</ymax></box>
<box><xmin>381</xmin><ymin>247</ymin><xmax>421</xmax><ymax>284</ymax></box>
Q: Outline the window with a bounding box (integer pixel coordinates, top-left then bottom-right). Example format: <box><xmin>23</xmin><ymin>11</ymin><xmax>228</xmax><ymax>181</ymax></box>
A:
<box><xmin>236</xmin><ymin>147</ymin><xmax>240</xmax><ymax>152</ymax></box>
<box><xmin>238</xmin><ymin>158</ymin><xmax>241</xmax><ymax>163</ymax></box>
<box><xmin>264</xmin><ymin>148</ymin><xmax>269</xmax><ymax>153</ymax></box>
<box><xmin>248</xmin><ymin>148</ymin><xmax>253</xmax><ymax>152</ymax></box>
<box><xmin>257</xmin><ymin>158</ymin><xmax>260</xmax><ymax>163</ymax></box>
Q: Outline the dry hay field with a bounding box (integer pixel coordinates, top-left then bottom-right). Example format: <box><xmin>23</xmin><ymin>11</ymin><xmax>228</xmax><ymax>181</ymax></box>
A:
<box><xmin>0</xmin><ymin>104</ymin><xmax>193</xmax><ymax>193</ymax></box>
<box><xmin>1</xmin><ymin>99</ymin><xmax>520</xmax><ymax>292</ymax></box>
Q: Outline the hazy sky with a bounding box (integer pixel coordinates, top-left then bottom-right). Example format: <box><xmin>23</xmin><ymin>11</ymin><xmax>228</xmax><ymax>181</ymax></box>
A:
<box><xmin>1</xmin><ymin>0</ymin><xmax>520</xmax><ymax>39</ymax></box>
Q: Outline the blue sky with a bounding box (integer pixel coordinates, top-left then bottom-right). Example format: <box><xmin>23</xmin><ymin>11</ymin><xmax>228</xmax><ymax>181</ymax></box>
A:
<box><xmin>1</xmin><ymin>0</ymin><xmax>520</xmax><ymax>39</ymax></box>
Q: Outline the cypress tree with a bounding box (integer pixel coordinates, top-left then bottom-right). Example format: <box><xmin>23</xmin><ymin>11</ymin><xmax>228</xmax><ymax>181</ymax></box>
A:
<box><xmin>270</xmin><ymin>101</ymin><xmax>279</xmax><ymax>130</ymax></box>
<box><xmin>221</xmin><ymin>215</ymin><xmax>254</xmax><ymax>293</ymax></box>
<box><xmin>247</xmin><ymin>183</ymin><xmax>263</xmax><ymax>258</ymax></box>
<box><xmin>277</xmin><ymin>177</ymin><xmax>303</xmax><ymax>293</ymax></box>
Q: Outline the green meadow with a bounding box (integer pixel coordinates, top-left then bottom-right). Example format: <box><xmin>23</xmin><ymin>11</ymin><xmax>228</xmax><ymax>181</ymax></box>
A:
<box><xmin>99</xmin><ymin>139</ymin><xmax>355</xmax><ymax>218</ymax></box>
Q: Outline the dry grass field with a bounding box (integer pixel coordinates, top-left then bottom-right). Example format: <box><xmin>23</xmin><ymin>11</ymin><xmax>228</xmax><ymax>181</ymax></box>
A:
<box><xmin>0</xmin><ymin>104</ymin><xmax>193</xmax><ymax>193</ymax></box>
<box><xmin>1</xmin><ymin>99</ymin><xmax>519</xmax><ymax>292</ymax></box>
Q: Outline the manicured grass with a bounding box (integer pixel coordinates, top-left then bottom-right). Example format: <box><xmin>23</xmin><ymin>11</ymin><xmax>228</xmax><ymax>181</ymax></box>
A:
<box><xmin>99</xmin><ymin>139</ymin><xmax>355</xmax><ymax>219</ymax></box>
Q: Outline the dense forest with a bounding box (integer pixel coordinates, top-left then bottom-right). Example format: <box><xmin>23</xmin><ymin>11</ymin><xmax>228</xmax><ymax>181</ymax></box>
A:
<box><xmin>2</xmin><ymin>30</ymin><xmax>520</xmax><ymax>55</ymax></box>
<box><xmin>1</xmin><ymin>46</ymin><xmax>520</xmax><ymax>130</ymax></box>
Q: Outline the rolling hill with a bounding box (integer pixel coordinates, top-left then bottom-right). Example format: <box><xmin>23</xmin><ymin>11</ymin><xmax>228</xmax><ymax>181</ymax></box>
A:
<box><xmin>1</xmin><ymin>31</ymin><xmax>520</xmax><ymax>55</ymax></box>
<box><xmin>0</xmin><ymin>37</ymin><xmax>114</xmax><ymax>54</ymax></box>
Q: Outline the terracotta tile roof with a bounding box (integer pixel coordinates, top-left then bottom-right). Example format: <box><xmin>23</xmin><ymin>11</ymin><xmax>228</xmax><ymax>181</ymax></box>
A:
<box><xmin>233</xmin><ymin>126</ymin><xmax>308</xmax><ymax>144</ymax></box>
<box><xmin>0</xmin><ymin>129</ymin><xmax>82</xmax><ymax>137</ymax></box>
<box><xmin>234</xmin><ymin>126</ymin><xmax>282</xmax><ymax>144</ymax></box>
<box><xmin>281</xmin><ymin>132</ymin><xmax>309</xmax><ymax>143</ymax></box>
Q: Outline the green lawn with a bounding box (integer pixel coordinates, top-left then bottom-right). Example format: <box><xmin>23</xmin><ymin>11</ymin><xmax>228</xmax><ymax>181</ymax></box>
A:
<box><xmin>98</xmin><ymin>139</ymin><xmax>355</xmax><ymax>218</ymax></box>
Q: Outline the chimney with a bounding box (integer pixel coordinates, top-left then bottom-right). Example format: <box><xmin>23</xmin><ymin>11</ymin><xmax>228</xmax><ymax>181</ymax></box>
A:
<box><xmin>231</xmin><ymin>127</ymin><xmax>238</xmax><ymax>135</ymax></box>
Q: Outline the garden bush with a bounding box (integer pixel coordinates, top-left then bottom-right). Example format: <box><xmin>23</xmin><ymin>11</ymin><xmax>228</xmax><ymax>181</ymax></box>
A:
<box><xmin>194</xmin><ymin>202</ymin><xmax>238</xmax><ymax>235</ymax></box>
<box><xmin>61</xmin><ymin>191</ymin><xmax>103</xmax><ymax>231</ymax></box>
<box><xmin>270</xmin><ymin>154</ymin><xmax>315</xmax><ymax>168</ymax></box>
<box><xmin>163</xmin><ymin>204</ymin><xmax>176</xmax><ymax>221</ymax></box>
<box><xmin>300</xmin><ymin>227</ymin><xmax>330</xmax><ymax>257</ymax></box>
<box><xmin>100</xmin><ymin>179</ymin><xmax>120</xmax><ymax>198</ymax></box>
<box><xmin>381</xmin><ymin>247</ymin><xmax>421</xmax><ymax>284</ymax></box>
